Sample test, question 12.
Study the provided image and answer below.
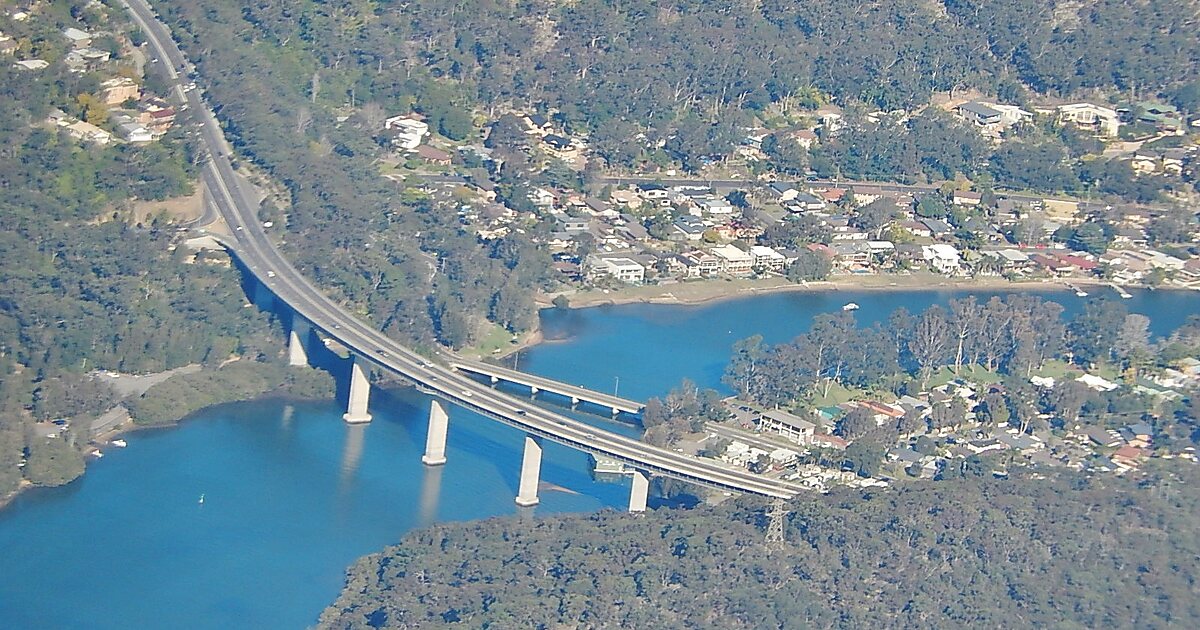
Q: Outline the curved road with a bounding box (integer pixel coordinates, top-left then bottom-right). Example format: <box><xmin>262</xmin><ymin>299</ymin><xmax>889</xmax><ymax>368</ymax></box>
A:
<box><xmin>123</xmin><ymin>0</ymin><xmax>800</xmax><ymax>499</ymax></box>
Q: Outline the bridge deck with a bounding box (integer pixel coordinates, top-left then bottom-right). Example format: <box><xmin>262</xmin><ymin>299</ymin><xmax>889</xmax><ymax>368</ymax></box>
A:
<box><xmin>127</xmin><ymin>0</ymin><xmax>798</xmax><ymax>500</ymax></box>
<box><xmin>450</xmin><ymin>359</ymin><xmax>643</xmax><ymax>414</ymax></box>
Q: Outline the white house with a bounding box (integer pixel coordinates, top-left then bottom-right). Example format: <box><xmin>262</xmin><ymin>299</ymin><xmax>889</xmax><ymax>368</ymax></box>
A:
<box><xmin>117</xmin><ymin>122</ymin><xmax>153</xmax><ymax>143</ymax></box>
<box><xmin>710</xmin><ymin>244</ymin><xmax>754</xmax><ymax>276</ymax></box>
<box><xmin>1057</xmin><ymin>103</ymin><xmax>1120</xmax><ymax>138</ymax></box>
<box><xmin>759</xmin><ymin>409</ymin><xmax>816</xmax><ymax>445</ymax></box>
<box><xmin>384</xmin><ymin>115</ymin><xmax>428</xmax><ymax>149</ymax></box>
<box><xmin>749</xmin><ymin>245</ymin><xmax>787</xmax><ymax>271</ymax></box>
<box><xmin>586</xmin><ymin>255</ymin><xmax>645</xmax><ymax>284</ymax></box>
<box><xmin>698</xmin><ymin>198</ymin><xmax>735</xmax><ymax>218</ymax></box>
<box><xmin>922</xmin><ymin>244</ymin><xmax>962</xmax><ymax>274</ymax></box>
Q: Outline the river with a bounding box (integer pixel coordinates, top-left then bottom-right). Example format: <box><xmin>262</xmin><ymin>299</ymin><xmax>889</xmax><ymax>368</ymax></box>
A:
<box><xmin>0</xmin><ymin>287</ymin><xmax>1195</xmax><ymax>628</ymax></box>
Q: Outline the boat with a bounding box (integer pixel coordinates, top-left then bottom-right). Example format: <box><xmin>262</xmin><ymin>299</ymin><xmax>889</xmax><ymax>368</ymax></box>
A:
<box><xmin>1075</xmin><ymin>289</ymin><xmax>1088</xmax><ymax>297</ymax></box>
<box><xmin>842</xmin><ymin>302</ymin><xmax>860</xmax><ymax>311</ymax></box>
<box><xmin>111</xmin><ymin>439</ymin><xmax>127</xmax><ymax>447</ymax></box>
<box><xmin>198</xmin><ymin>493</ymin><xmax>205</xmax><ymax>505</ymax></box>
<box><xmin>91</xmin><ymin>450</ymin><xmax>104</xmax><ymax>458</ymax></box>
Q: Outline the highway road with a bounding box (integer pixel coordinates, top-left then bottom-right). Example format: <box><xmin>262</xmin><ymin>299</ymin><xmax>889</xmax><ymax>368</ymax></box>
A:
<box><xmin>449</xmin><ymin>358</ymin><xmax>644</xmax><ymax>414</ymax></box>
<box><xmin>122</xmin><ymin>0</ymin><xmax>801</xmax><ymax>499</ymax></box>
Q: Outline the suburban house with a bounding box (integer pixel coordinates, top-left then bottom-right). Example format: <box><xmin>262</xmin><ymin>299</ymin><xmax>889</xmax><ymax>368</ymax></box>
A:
<box><xmin>921</xmin><ymin>218</ymin><xmax>954</xmax><ymax>238</ymax></box>
<box><xmin>63</xmin><ymin>27</ymin><xmax>92</xmax><ymax>48</ymax></box>
<box><xmin>831</xmin><ymin>241</ymin><xmax>872</xmax><ymax>268</ymax></box>
<box><xmin>64</xmin><ymin>120</ymin><xmax>111</xmax><ymax>145</ymax></box>
<box><xmin>100</xmin><ymin>77</ymin><xmax>140</xmax><ymax>105</ymax></box>
<box><xmin>116</xmin><ymin>121</ymin><xmax>152</xmax><ymax>143</ymax></box>
<box><xmin>559</xmin><ymin>217</ymin><xmax>589</xmax><ymax>233</ymax></box>
<box><xmin>1057</xmin><ymin>103</ymin><xmax>1121</xmax><ymax>137</ymax></box>
<box><xmin>698</xmin><ymin>198</ymin><xmax>735</xmax><ymax>218</ymax></box>
<box><xmin>851</xmin><ymin>186</ymin><xmax>882</xmax><ymax>206</ymax></box>
<box><xmin>680</xmin><ymin>250</ymin><xmax>720</xmax><ymax>277</ymax></box>
<box><xmin>585</xmin><ymin>255</ymin><xmax>645</xmax><ymax>284</ymax></box>
<box><xmin>758</xmin><ymin>409</ymin><xmax>816</xmax><ymax>445</ymax></box>
<box><xmin>140</xmin><ymin>105</ymin><xmax>176</xmax><ymax>134</ymax></box>
<box><xmin>415</xmin><ymin>144</ymin><xmax>453</xmax><ymax>166</ymax></box>
<box><xmin>788</xmin><ymin>192</ymin><xmax>827</xmax><ymax>212</ymax></box>
<box><xmin>384</xmin><ymin>115</ymin><xmax>428</xmax><ymax>149</ymax></box>
<box><xmin>609</xmin><ymin>189</ymin><xmax>643</xmax><ymax>209</ymax></box>
<box><xmin>521</xmin><ymin>113</ymin><xmax>553</xmax><ymax>135</ymax></box>
<box><xmin>1161</xmin><ymin>149</ymin><xmax>1188</xmax><ymax>176</ymax></box>
<box><xmin>710</xmin><ymin>244</ymin><xmax>754</xmax><ymax>276</ymax></box>
<box><xmin>769</xmin><ymin>182</ymin><xmax>800</xmax><ymax>202</ymax></box>
<box><xmin>790</xmin><ymin>129</ymin><xmax>818</xmax><ymax>149</ymax></box>
<box><xmin>750</xmin><ymin>245</ymin><xmax>787</xmax><ymax>271</ymax></box>
<box><xmin>922</xmin><ymin>244</ymin><xmax>962</xmax><ymax>274</ymax></box>
<box><xmin>1131</xmin><ymin>151</ymin><xmax>1160</xmax><ymax>175</ymax></box>
<box><xmin>956</xmin><ymin>100</ymin><xmax>1029</xmax><ymax>135</ymax></box>
<box><xmin>952</xmin><ymin>190</ymin><xmax>983</xmax><ymax>206</ymax></box>
<box><xmin>542</xmin><ymin>134</ymin><xmax>579</xmax><ymax>160</ymax></box>
<box><xmin>638</xmin><ymin>184</ymin><xmax>671</xmax><ymax>206</ymax></box>
<box><xmin>671</xmin><ymin>216</ymin><xmax>707</xmax><ymax>242</ymax></box>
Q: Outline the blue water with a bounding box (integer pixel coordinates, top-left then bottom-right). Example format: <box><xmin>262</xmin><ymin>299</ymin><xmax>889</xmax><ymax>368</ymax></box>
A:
<box><xmin>1</xmin><ymin>287</ymin><xmax>1196</xmax><ymax>628</ymax></box>
<box><xmin>531</xmin><ymin>287</ymin><xmax>1200</xmax><ymax>398</ymax></box>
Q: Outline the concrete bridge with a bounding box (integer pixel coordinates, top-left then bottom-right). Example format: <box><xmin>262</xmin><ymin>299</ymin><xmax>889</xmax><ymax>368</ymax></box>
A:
<box><xmin>449</xmin><ymin>358</ymin><xmax>644</xmax><ymax>416</ymax></box>
<box><xmin>125</xmin><ymin>0</ymin><xmax>801</xmax><ymax>511</ymax></box>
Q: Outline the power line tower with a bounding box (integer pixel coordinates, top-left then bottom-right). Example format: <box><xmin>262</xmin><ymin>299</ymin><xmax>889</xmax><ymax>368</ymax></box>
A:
<box><xmin>765</xmin><ymin>498</ymin><xmax>788</xmax><ymax>549</ymax></box>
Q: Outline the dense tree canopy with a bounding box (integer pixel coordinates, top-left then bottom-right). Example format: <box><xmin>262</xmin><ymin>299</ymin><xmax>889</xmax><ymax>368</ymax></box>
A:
<box><xmin>321</xmin><ymin>467</ymin><xmax>1200</xmax><ymax>629</ymax></box>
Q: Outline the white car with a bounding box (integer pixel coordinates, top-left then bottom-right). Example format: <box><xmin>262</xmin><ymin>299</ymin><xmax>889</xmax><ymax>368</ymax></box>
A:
<box><xmin>461</xmin><ymin>390</ymin><xmax>473</xmax><ymax>398</ymax></box>
<box><xmin>266</xmin><ymin>270</ymin><xmax>276</xmax><ymax>278</ymax></box>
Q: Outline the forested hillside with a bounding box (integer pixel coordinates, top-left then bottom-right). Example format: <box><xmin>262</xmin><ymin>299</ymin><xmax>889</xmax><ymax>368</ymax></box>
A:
<box><xmin>0</xmin><ymin>3</ymin><xmax>290</xmax><ymax>497</ymax></box>
<box><xmin>149</xmin><ymin>0</ymin><xmax>1200</xmax><ymax>351</ymax></box>
<box><xmin>321</xmin><ymin>467</ymin><xmax>1200</xmax><ymax>629</ymax></box>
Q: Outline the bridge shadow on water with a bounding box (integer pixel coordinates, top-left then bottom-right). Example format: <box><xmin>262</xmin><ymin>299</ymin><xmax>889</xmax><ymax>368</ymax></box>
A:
<box><xmin>227</xmin><ymin>257</ymin><xmax>695</xmax><ymax>512</ymax></box>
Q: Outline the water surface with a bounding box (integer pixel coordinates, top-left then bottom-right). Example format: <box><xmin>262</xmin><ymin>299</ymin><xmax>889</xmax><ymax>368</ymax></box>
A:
<box><xmin>2</xmin><ymin>286</ymin><xmax>1196</xmax><ymax>628</ymax></box>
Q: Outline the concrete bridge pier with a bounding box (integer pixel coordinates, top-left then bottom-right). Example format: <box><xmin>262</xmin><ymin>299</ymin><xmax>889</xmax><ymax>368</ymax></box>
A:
<box><xmin>628</xmin><ymin>469</ymin><xmax>649</xmax><ymax>513</ymax></box>
<box><xmin>421</xmin><ymin>399</ymin><xmax>449</xmax><ymax>466</ymax></box>
<box><xmin>287</xmin><ymin>316</ymin><xmax>312</xmax><ymax>367</ymax></box>
<box><xmin>342</xmin><ymin>355</ymin><xmax>373</xmax><ymax>424</ymax></box>
<box><xmin>514</xmin><ymin>435</ymin><xmax>543</xmax><ymax>507</ymax></box>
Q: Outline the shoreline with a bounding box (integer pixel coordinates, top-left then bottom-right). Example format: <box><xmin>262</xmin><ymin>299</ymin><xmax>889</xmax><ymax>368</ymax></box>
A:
<box><xmin>0</xmin><ymin>385</ymin><xmax>325</xmax><ymax>514</ymax></box>
<box><xmin>549</xmin><ymin>274</ymin><xmax>1180</xmax><ymax>311</ymax></box>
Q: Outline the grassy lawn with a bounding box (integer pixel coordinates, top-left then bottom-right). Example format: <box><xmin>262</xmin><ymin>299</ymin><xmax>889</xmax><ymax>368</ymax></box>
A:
<box><xmin>927</xmin><ymin>364</ymin><xmax>1002</xmax><ymax>388</ymax></box>
<box><xmin>809</xmin><ymin>382</ymin><xmax>865</xmax><ymax>407</ymax></box>
<box><xmin>460</xmin><ymin>323</ymin><xmax>519</xmax><ymax>360</ymax></box>
<box><xmin>1032</xmin><ymin>359</ymin><xmax>1081</xmax><ymax>379</ymax></box>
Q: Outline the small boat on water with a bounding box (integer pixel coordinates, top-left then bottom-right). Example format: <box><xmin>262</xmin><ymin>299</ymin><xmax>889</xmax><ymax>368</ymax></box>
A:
<box><xmin>842</xmin><ymin>302</ymin><xmax>860</xmax><ymax>311</ymax></box>
<box><xmin>111</xmin><ymin>439</ymin><xmax>127</xmax><ymax>447</ymax></box>
<box><xmin>1075</xmin><ymin>289</ymin><xmax>1088</xmax><ymax>297</ymax></box>
<box><xmin>91</xmin><ymin>450</ymin><xmax>104</xmax><ymax>458</ymax></box>
<box><xmin>198</xmin><ymin>493</ymin><xmax>205</xmax><ymax>505</ymax></box>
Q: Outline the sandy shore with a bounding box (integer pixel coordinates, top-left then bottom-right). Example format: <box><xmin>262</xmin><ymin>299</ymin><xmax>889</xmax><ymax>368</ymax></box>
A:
<box><xmin>551</xmin><ymin>273</ymin><xmax>1125</xmax><ymax>311</ymax></box>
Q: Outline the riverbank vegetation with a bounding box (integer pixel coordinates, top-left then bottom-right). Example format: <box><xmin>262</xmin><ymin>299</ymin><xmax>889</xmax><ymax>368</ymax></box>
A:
<box><xmin>143</xmin><ymin>0</ymin><xmax>1200</xmax><ymax>363</ymax></box>
<box><xmin>722</xmin><ymin>295</ymin><xmax>1200</xmax><ymax>446</ymax></box>
<box><xmin>321</xmin><ymin>466</ymin><xmax>1200</xmax><ymax>629</ymax></box>
<box><xmin>126</xmin><ymin>362</ymin><xmax>334</xmax><ymax>426</ymax></box>
<box><xmin>0</xmin><ymin>11</ymin><xmax>297</xmax><ymax>498</ymax></box>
